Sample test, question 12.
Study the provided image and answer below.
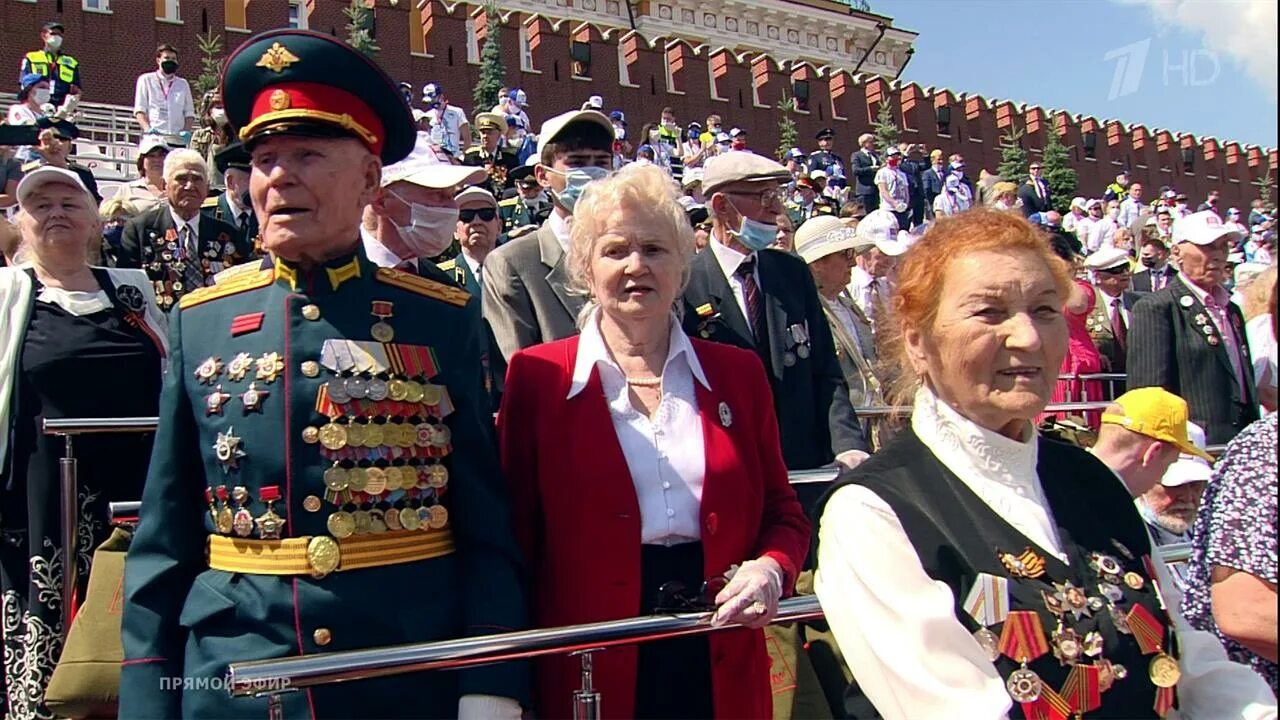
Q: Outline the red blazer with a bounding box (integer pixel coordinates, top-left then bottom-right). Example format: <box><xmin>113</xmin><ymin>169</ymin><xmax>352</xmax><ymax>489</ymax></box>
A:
<box><xmin>498</xmin><ymin>335</ymin><xmax>810</xmax><ymax>720</ymax></box>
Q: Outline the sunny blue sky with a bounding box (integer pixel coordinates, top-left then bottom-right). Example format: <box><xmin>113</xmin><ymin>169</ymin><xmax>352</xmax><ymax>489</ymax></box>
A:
<box><xmin>883</xmin><ymin>0</ymin><xmax>1277</xmax><ymax>149</ymax></box>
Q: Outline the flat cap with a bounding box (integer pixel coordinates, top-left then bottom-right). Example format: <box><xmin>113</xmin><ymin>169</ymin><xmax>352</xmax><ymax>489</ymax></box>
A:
<box><xmin>221</xmin><ymin>29</ymin><xmax>416</xmax><ymax>163</ymax></box>
<box><xmin>701</xmin><ymin>151</ymin><xmax>791</xmax><ymax>196</ymax></box>
<box><xmin>1084</xmin><ymin>247</ymin><xmax>1131</xmax><ymax>271</ymax></box>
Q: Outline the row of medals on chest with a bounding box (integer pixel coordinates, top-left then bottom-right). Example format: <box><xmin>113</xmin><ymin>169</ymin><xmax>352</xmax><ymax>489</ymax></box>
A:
<box><xmin>195</xmin><ymin>346</ymin><xmax>453</xmax><ymax>539</ymax></box>
<box><xmin>969</xmin><ymin>545</ymin><xmax>1181</xmax><ymax>711</ymax></box>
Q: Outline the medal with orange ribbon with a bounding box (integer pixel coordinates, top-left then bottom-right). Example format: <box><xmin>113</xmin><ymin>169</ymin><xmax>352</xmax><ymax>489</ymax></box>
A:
<box><xmin>998</xmin><ymin>610</ymin><xmax>1051</xmax><ymax>705</ymax></box>
<box><xmin>1127</xmin><ymin>602</ymin><xmax>1180</xmax><ymax>716</ymax></box>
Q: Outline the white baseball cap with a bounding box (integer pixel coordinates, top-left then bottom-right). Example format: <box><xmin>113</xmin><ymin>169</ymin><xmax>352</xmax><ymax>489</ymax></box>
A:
<box><xmin>853</xmin><ymin>209</ymin><xmax>905</xmax><ymax>256</ymax></box>
<box><xmin>16</xmin><ymin>165</ymin><xmax>93</xmax><ymax>208</ymax></box>
<box><xmin>1159</xmin><ymin>421</ymin><xmax>1212</xmax><ymax>487</ymax></box>
<box><xmin>382</xmin><ymin>135</ymin><xmax>485</xmax><ymax>189</ymax></box>
<box><xmin>1173</xmin><ymin>210</ymin><xmax>1244</xmax><ymax>246</ymax></box>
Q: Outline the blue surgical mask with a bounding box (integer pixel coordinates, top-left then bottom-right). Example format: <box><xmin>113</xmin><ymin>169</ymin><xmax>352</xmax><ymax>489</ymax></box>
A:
<box><xmin>727</xmin><ymin>202</ymin><xmax>777</xmax><ymax>252</ymax></box>
<box><xmin>548</xmin><ymin>166</ymin><xmax>610</xmax><ymax>214</ymax></box>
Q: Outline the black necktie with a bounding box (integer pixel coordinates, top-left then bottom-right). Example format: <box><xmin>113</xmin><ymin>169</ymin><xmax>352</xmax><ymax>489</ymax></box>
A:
<box><xmin>237</xmin><ymin>211</ymin><xmax>249</xmax><ymax>230</ymax></box>
<box><xmin>1110</xmin><ymin>298</ymin><xmax>1127</xmax><ymax>352</ymax></box>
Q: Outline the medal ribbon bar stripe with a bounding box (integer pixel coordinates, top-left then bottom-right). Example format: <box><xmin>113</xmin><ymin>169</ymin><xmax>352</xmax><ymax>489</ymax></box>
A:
<box><xmin>998</xmin><ymin>610</ymin><xmax>1049</xmax><ymax>663</ymax></box>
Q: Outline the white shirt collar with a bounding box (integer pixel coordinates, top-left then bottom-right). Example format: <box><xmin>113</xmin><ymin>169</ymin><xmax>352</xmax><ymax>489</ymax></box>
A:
<box><xmin>568</xmin><ymin>307</ymin><xmax>711</xmax><ymax>399</ymax></box>
<box><xmin>168</xmin><ymin>206</ymin><xmax>199</xmax><ymax>235</ymax></box>
<box><xmin>360</xmin><ymin>226</ymin><xmax>405</xmax><ymax>269</ymax></box>
<box><xmin>225</xmin><ymin>192</ymin><xmax>248</xmax><ymax>218</ymax></box>
<box><xmin>549</xmin><ymin>210</ymin><xmax>572</xmax><ymax>253</ymax></box>
<box><xmin>459</xmin><ymin>249</ymin><xmax>481</xmax><ymax>278</ymax></box>
<box><xmin>911</xmin><ymin>384</ymin><xmax>1039</xmax><ymax>490</ymax></box>
<box><xmin>1177</xmin><ymin>271</ymin><xmax>1226</xmax><ymax>306</ymax></box>
<box><xmin>709</xmin><ymin>231</ymin><xmax>751</xmax><ymax>280</ymax></box>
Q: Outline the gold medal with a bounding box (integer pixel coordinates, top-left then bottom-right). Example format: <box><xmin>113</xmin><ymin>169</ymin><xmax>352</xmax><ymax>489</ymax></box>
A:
<box><xmin>404</xmin><ymin>381</ymin><xmax>425</xmax><ymax>404</ymax></box>
<box><xmin>344</xmin><ymin>422</ymin><xmax>367</xmax><ymax>448</ymax></box>
<box><xmin>385</xmin><ymin>505</ymin><xmax>403</xmax><ymax>531</ymax></box>
<box><xmin>216</xmin><ymin>505</ymin><xmax>234</xmax><ymax>535</ymax></box>
<box><xmin>362</xmin><ymin>423</ymin><xmax>384</xmax><ymax>448</ymax></box>
<box><xmin>327</xmin><ymin>510</ymin><xmax>356</xmax><ymax>538</ymax></box>
<box><xmin>347</xmin><ymin>467</ymin><xmax>369</xmax><ymax>492</ymax></box>
<box><xmin>427</xmin><ymin>463</ymin><xmax>449</xmax><ymax>489</ymax></box>
<box><xmin>1006</xmin><ymin>667</ymin><xmax>1042</xmax><ymax>703</ymax></box>
<box><xmin>1123</xmin><ymin>571</ymin><xmax>1145</xmax><ymax>590</ymax></box>
<box><xmin>352</xmin><ymin>510</ymin><xmax>372</xmax><ymax>534</ymax></box>
<box><xmin>303</xmin><ymin>495</ymin><xmax>323</xmax><ymax>512</ymax></box>
<box><xmin>307</xmin><ymin>536</ymin><xmax>341</xmax><ymax>577</ymax></box>
<box><xmin>387</xmin><ymin>378</ymin><xmax>409</xmax><ymax>402</ymax></box>
<box><xmin>400</xmin><ymin>506</ymin><xmax>421</xmax><ymax>530</ymax></box>
<box><xmin>323</xmin><ymin>466</ymin><xmax>350</xmax><ymax>491</ymax></box>
<box><xmin>368</xmin><ymin>509</ymin><xmax>388</xmax><ymax>534</ymax></box>
<box><xmin>318</xmin><ymin>422</ymin><xmax>348</xmax><ymax>450</ymax></box>
<box><xmin>363</xmin><ymin>467</ymin><xmax>388</xmax><ymax>495</ymax></box>
<box><xmin>974</xmin><ymin>628</ymin><xmax>1000</xmax><ymax>662</ymax></box>
<box><xmin>370</xmin><ymin>321</ymin><xmax>395</xmax><ymax>343</ymax></box>
<box><xmin>429</xmin><ymin>423</ymin><xmax>452</xmax><ymax>449</ymax></box>
<box><xmin>383</xmin><ymin>466</ymin><xmax>404</xmax><ymax>491</ymax></box>
<box><xmin>1148</xmin><ymin>652</ymin><xmax>1180</xmax><ymax>688</ymax></box>
<box><xmin>427</xmin><ymin>504</ymin><xmax>449</xmax><ymax>529</ymax></box>
<box><xmin>420</xmin><ymin>384</ymin><xmax>443</xmax><ymax>406</ymax></box>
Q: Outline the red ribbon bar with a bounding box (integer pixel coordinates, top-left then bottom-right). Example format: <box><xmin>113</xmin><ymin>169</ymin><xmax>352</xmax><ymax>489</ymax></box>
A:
<box><xmin>998</xmin><ymin>610</ymin><xmax>1050</xmax><ymax>663</ymax></box>
<box><xmin>1127</xmin><ymin>603</ymin><xmax>1165</xmax><ymax>655</ymax></box>
<box><xmin>1154</xmin><ymin>686</ymin><xmax>1175</xmax><ymax>718</ymax></box>
<box><xmin>371</xmin><ymin>300</ymin><xmax>393</xmax><ymax>318</ymax></box>
<box><xmin>1061</xmin><ymin>664</ymin><xmax>1102</xmax><ymax>714</ymax></box>
<box><xmin>216</xmin><ymin>485</ymin><xmax>229</xmax><ymax>502</ymax></box>
<box><xmin>260</xmin><ymin>486</ymin><xmax>281</xmax><ymax>503</ymax></box>
<box><xmin>230</xmin><ymin>312</ymin><xmax>265</xmax><ymax>336</ymax></box>
<box><xmin>1021</xmin><ymin>685</ymin><xmax>1070</xmax><ymax>720</ymax></box>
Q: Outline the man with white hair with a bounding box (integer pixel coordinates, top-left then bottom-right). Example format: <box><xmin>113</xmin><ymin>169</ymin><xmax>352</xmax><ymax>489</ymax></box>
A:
<box><xmin>118</xmin><ymin>147</ymin><xmax>248</xmax><ymax>307</ymax></box>
<box><xmin>1138</xmin><ymin>420</ymin><xmax>1211</xmax><ymax>547</ymax></box>
<box><xmin>1084</xmin><ymin>247</ymin><xmax>1137</xmax><ymax>374</ymax></box>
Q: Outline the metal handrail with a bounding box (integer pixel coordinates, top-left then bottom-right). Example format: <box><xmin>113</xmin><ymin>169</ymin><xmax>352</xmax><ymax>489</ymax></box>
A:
<box><xmin>226</xmin><ymin>595</ymin><xmax>824</xmax><ymax>697</ymax></box>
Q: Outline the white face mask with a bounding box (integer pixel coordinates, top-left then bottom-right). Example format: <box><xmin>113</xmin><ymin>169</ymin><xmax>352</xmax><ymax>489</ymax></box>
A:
<box><xmin>32</xmin><ymin>88</ymin><xmax>52</xmax><ymax>106</ymax></box>
<box><xmin>389</xmin><ymin>191</ymin><xmax>458</xmax><ymax>258</ymax></box>
<box><xmin>45</xmin><ymin>35</ymin><xmax>63</xmax><ymax>51</ymax></box>
<box><xmin>210</xmin><ymin>108</ymin><xmax>228</xmax><ymax>126</ymax></box>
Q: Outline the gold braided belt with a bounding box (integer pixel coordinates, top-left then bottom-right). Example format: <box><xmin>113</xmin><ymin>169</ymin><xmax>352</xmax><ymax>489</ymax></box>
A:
<box><xmin>208</xmin><ymin>529</ymin><xmax>454</xmax><ymax>578</ymax></box>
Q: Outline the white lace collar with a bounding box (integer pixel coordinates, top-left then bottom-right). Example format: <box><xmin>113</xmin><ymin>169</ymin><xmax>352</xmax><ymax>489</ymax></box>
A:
<box><xmin>911</xmin><ymin>385</ymin><xmax>1066</xmax><ymax>561</ymax></box>
<box><xmin>37</xmin><ymin>285</ymin><xmax>111</xmax><ymax>316</ymax></box>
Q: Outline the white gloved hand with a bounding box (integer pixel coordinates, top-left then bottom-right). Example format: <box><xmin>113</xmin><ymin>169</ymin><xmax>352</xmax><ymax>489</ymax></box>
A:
<box><xmin>458</xmin><ymin>694</ymin><xmax>522</xmax><ymax>720</ymax></box>
<box><xmin>834</xmin><ymin>449</ymin><xmax>870</xmax><ymax>470</ymax></box>
<box><xmin>711</xmin><ymin>556</ymin><xmax>783</xmax><ymax>629</ymax></box>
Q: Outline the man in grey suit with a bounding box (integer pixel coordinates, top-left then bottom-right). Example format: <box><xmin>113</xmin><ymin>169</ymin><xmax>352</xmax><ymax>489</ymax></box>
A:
<box><xmin>1128</xmin><ymin>211</ymin><xmax>1259</xmax><ymax>445</ymax></box>
<box><xmin>482</xmin><ymin>110</ymin><xmax>615</xmax><ymax>360</ymax></box>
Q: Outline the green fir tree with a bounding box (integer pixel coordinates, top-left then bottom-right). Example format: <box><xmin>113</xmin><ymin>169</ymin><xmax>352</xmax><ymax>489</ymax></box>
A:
<box><xmin>193</xmin><ymin>31</ymin><xmax>224</xmax><ymax>115</ymax></box>
<box><xmin>1040</xmin><ymin>128</ymin><xmax>1078</xmax><ymax>214</ymax></box>
<box><xmin>344</xmin><ymin>0</ymin><xmax>380</xmax><ymax>58</ymax></box>
<box><xmin>473</xmin><ymin>3</ymin><xmax>506</xmax><ymax>115</ymax></box>
<box><xmin>776</xmin><ymin>93</ymin><xmax>799</xmax><ymax>162</ymax></box>
<box><xmin>871</xmin><ymin>100</ymin><xmax>899</xmax><ymax>153</ymax></box>
<box><xmin>1254</xmin><ymin>165</ymin><xmax>1274</xmax><ymax>208</ymax></box>
<box><xmin>996</xmin><ymin>127</ymin><xmax>1028</xmax><ymax>187</ymax></box>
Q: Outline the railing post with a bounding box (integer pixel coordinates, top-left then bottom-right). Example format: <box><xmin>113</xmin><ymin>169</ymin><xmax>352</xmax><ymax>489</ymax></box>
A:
<box><xmin>572</xmin><ymin>650</ymin><xmax>602</xmax><ymax>720</ymax></box>
<box><xmin>58</xmin><ymin>435</ymin><xmax>78</xmax><ymax>637</ymax></box>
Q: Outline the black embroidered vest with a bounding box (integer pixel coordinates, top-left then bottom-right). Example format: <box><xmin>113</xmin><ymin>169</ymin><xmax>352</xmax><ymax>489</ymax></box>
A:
<box><xmin>818</xmin><ymin>431</ymin><xmax>1178</xmax><ymax>719</ymax></box>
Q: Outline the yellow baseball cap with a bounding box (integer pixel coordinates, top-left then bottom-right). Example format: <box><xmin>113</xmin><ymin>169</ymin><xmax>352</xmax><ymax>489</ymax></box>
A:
<box><xmin>1100</xmin><ymin>388</ymin><xmax>1213</xmax><ymax>461</ymax></box>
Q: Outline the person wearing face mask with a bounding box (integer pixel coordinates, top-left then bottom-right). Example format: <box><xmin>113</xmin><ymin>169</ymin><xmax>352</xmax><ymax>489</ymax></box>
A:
<box><xmin>133</xmin><ymin>44</ymin><xmax>195</xmax><ymax>139</ymax></box>
<box><xmin>874</xmin><ymin>146</ymin><xmax>911</xmax><ymax>230</ymax></box>
<box><xmin>191</xmin><ymin>90</ymin><xmax>233</xmax><ymax>184</ymax></box>
<box><xmin>482</xmin><ymin>109</ymin><xmax>616</xmax><ymax>360</ymax></box>
<box><xmin>7</xmin><ymin>75</ymin><xmax>53</xmax><ymax>162</ymax></box>
<box><xmin>20</xmin><ymin>21</ymin><xmax>81</xmax><ymax>111</ymax></box>
<box><xmin>1132</xmin><ymin>234</ymin><xmax>1176</xmax><ymax>292</ymax></box>
<box><xmin>682</xmin><ymin>151</ymin><xmax>869</xmax><ymax>486</ymax></box>
<box><xmin>117</xmin><ymin>135</ymin><xmax>170</xmax><ymax>212</ymax></box>
<box><xmin>360</xmin><ymin>134</ymin><xmax>486</xmax><ymax>277</ymax></box>
<box><xmin>202</xmin><ymin>142</ymin><xmax>260</xmax><ymax>251</ymax></box>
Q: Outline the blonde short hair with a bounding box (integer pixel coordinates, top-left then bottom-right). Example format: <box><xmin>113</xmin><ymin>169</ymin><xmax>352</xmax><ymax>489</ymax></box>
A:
<box><xmin>99</xmin><ymin>194</ymin><xmax>141</xmax><ymax>220</ymax></box>
<box><xmin>566</xmin><ymin>163</ymin><xmax>695</xmax><ymax>303</ymax></box>
<box><xmin>163</xmin><ymin>148</ymin><xmax>209</xmax><ymax>184</ymax></box>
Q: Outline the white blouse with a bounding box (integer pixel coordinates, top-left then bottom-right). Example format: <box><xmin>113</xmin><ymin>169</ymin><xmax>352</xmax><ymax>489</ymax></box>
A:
<box><xmin>814</xmin><ymin>386</ymin><xmax>1278</xmax><ymax>720</ymax></box>
<box><xmin>569</xmin><ymin>309</ymin><xmax>710</xmax><ymax>545</ymax></box>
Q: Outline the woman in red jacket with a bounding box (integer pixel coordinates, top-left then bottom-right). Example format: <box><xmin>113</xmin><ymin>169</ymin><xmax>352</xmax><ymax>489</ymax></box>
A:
<box><xmin>498</xmin><ymin>163</ymin><xmax>810</xmax><ymax>719</ymax></box>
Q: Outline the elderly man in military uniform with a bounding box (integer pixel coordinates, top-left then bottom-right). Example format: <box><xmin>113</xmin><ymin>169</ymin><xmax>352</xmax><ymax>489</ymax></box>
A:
<box><xmin>440</xmin><ymin>187</ymin><xmax>501</xmax><ymax>297</ymax></box>
<box><xmin>201</xmin><ymin>141</ymin><xmax>259</xmax><ymax>251</ymax></box>
<box><xmin>498</xmin><ymin>168</ymin><xmax>550</xmax><ymax>238</ymax></box>
<box><xmin>1084</xmin><ymin>246</ymin><xmax>1138</xmax><ymax>377</ymax></box>
<box><xmin>119</xmin><ymin>30</ymin><xmax>527</xmax><ymax>720</ymax></box>
<box><xmin>461</xmin><ymin>112</ymin><xmax>519</xmax><ymax>196</ymax></box>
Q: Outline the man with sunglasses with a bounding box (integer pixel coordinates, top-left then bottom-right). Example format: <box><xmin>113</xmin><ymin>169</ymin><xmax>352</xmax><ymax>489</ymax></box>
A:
<box><xmin>1018</xmin><ymin>161</ymin><xmax>1053</xmax><ymax>218</ymax></box>
<box><xmin>1084</xmin><ymin>246</ymin><xmax>1139</xmax><ymax>375</ymax></box>
<box><xmin>682</xmin><ymin>152</ymin><xmax>868</xmax><ymax>482</ymax></box>
<box><xmin>482</xmin><ymin>109</ymin><xmax>615</xmax><ymax>360</ymax></box>
<box><xmin>440</xmin><ymin>187</ymin><xmax>501</xmax><ymax>296</ymax></box>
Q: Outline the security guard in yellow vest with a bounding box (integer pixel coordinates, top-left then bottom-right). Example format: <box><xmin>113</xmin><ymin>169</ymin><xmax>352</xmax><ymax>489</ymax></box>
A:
<box><xmin>20</xmin><ymin>21</ymin><xmax>82</xmax><ymax>109</ymax></box>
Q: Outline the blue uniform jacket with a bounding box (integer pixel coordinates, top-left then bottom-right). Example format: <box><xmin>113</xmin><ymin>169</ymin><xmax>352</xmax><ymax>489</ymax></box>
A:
<box><xmin>119</xmin><ymin>247</ymin><xmax>528</xmax><ymax>719</ymax></box>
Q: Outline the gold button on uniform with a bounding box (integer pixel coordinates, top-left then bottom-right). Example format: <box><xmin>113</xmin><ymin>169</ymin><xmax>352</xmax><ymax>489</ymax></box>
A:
<box><xmin>313</xmin><ymin>627</ymin><xmax>332</xmax><ymax>646</ymax></box>
<box><xmin>301</xmin><ymin>304</ymin><xmax>321</xmax><ymax>321</ymax></box>
<box><xmin>301</xmin><ymin>426</ymin><xmax>320</xmax><ymax>444</ymax></box>
<box><xmin>301</xmin><ymin>360</ymin><xmax>320</xmax><ymax>377</ymax></box>
<box><xmin>303</xmin><ymin>495</ymin><xmax>322</xmax><ymax>512</ymax></box>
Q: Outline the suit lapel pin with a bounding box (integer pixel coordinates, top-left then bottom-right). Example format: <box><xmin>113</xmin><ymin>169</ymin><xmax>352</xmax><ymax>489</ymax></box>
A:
<box><xmin>695</xmin><ymin>303</ymin><xmax>721</xmax><ymax>338</ymax></box>
<box><xmin>718</xmin><ymin>401</ymin><xmax>733</xmax><ymax>428</ymax></box>
<box><xmin>1179</xmin><ymin>295</ymin><xmax>1194</xmax><ymax>308</ymax></box>
<box><xmin>1193</xmin><ymin>313</ymin><xmax>1208</xmax><ymax>325</ymax></box>
<box><xmin>1207</xmin><ymin>335</ymin><xmax>1220</xmax><ymax>346</ymax></box>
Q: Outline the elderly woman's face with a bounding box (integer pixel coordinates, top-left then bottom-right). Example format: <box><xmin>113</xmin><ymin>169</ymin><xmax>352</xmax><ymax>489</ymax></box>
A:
<box><xmin>21</xmin><ymin>182</ymin><xmax>98</xmax><ymax>255</ymax></box>
<box><xmin>906</xmin><ymin>248</ymin><xmax>1068</xmax><ymax>437</ymax></box>
<box><xmin>588</xmin><ymin>205</ymin><xmax>685</xmax><ymax>322</ymax></box>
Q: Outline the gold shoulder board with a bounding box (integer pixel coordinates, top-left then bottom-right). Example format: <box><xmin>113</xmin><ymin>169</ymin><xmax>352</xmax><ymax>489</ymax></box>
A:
<box><xmin>179</xmin><ymin>268</ymin><xmax>273</xmax><ymax>309</ymax></box>
<box><xmin>374</xmin><ymin>267</ymin><xmax>470</xmax><ymax>308</ymax></box>
<box><xmin>498</xmin><ymin>197</ymin><xmax>519</xmax><ymax>207</ymax></box>
<box><xmin>436</xmin><ymin>258</ymin><xmax>457</xmax><ymax>271</ymax></box>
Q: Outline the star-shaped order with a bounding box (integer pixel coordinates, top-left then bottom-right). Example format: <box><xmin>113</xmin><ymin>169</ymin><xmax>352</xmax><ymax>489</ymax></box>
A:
<box><xmin>1053</xmin><ymin>579</ymin><xmax>1093</xmax><ymax>621</ymax></box>
<box><xmin>241</xmin><ymin>382</ymin><xmax>269</xmax><ymax>414</ymax></box>
<box><xmin>255</xmin><ymin>352</ymin><xmax>285</xmax><ymax>383</ymax></box>
<box><xmin>213</xmin><ymin>427</ymin><xmax>247</xmax><ymax>473</ymax></box>
<box><xmin>205</xmin><ymin>385</ymin><xmax>232</xmax><ymax>416</ymax></box>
